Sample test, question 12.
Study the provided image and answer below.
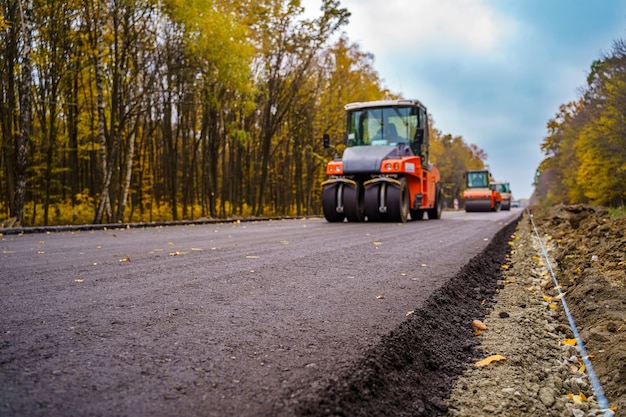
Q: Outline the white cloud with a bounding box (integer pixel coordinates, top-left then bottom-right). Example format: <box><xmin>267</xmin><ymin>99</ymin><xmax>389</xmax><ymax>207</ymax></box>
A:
<box><xmin>343</xmin><ymin>0</ymin><xmax>517</xmax><ymax>56</ymax></box>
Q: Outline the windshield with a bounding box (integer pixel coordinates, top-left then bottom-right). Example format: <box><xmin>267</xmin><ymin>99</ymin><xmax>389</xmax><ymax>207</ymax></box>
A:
<box><xmin>346</xmin><ymin>106</ymin><xmax>419</xmax><ymax>147</ymax></box>
<box><xmin>467</xmin><ymin>172</ymin><xmax>489</xmax><ymax>188</ymax></box>
<box><xmin>491</xmin><ymin>183</ymin><xmax>510</xmax><ymax>193</ymax></box>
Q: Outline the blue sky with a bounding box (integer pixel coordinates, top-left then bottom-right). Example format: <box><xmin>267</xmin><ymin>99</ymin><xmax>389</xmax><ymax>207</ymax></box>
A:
<box><xmin>303</xmin><ymin>0</ymin><xmax>626</xmax><ymax>199</ymax></box>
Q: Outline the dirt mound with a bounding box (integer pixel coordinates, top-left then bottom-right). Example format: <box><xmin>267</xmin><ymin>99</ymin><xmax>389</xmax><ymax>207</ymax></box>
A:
<box><xmin>534</xmin><ymin>204</ymin><xmax>626</xmax><ymax>412</ymax></box>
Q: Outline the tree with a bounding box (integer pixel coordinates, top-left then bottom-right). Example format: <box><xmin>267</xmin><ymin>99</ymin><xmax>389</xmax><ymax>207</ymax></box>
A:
<box><xmin>13</xmin><ymin>0</ymin><xmax>34</xmax><ymax>226</ymax></box>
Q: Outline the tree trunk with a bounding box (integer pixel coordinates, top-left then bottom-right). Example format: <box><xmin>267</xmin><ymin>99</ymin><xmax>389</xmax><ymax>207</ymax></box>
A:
<box><xmin>93</xmin><ymin>7</ymin><xmax>112</xmax><ymax>224</ymax></box>
<box><xmin>13</xmin><ymin>0</ymin><xmax>34</xmax><ymax>226</ymax></box>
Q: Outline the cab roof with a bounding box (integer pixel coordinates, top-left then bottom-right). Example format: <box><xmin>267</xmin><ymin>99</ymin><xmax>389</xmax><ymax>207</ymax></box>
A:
<box><xmin>344</xmin><ymin>99</ymin><xmax>426</xmax><ymax>111</ymax></box>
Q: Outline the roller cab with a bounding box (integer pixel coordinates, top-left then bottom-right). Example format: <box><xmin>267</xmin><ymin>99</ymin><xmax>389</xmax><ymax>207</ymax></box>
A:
<box><xmin>322</xmin><ymin>99</ymin><xmax>442</xmax><ymax>223</ymax></box>
<box><xmin>463</xmin><ymin>170</ymin><xmax>501</xmax><ymax>212</ymax></box>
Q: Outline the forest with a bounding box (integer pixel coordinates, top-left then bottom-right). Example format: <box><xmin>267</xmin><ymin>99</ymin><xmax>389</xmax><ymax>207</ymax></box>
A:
<box><xmin>1</xmin><ymin>0</ymin><xmax>488</xmax><ymax>227</ymax></box>
<box><xmin>535</xmin><ymin>39</ymin><xmax>626</xmax><ymax>209</ymax></box>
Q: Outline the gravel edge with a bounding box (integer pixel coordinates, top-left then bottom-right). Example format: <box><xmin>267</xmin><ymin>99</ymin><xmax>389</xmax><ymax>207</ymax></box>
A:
<box><xmin>446</xmin><ymin>212</ymin><xmax>607</xmax><ymax>417</ymax></box>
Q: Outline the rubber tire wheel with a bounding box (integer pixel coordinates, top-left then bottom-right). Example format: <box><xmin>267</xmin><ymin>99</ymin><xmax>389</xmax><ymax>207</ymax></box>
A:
<box><xmin>410</xmin><ymin>209</ymin><xmax>424</xmax><ymax>221</ymax></box>
<box><xmin>386</xmin><ymin>178</ymin><xmax>409</xmax><ymax>223</ymax></box>
<box><xmin>322</xmin><ymin>184</ymin><xmax>345</xmax><ymax>222</ymax></box>
<box><xmin>343</xmin><ymin>183</ymin><xmax>364</xmax><ymax>222</ymax></box>
<box><xmin>427</xmin><ymin>185</ymin><xmax>443</xmax><ymax>220</ymax></box>
<box><xmin>364</xmin><ymin>184</ymin><xmax>383</xmax><ymax>222</ymax></box>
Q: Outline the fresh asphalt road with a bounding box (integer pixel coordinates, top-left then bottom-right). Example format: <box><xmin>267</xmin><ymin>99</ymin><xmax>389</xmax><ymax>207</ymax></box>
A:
<box><xmin>0</xmin><ymin>209</ymin><xmax>521</xmax><ymax>417</ymax></box>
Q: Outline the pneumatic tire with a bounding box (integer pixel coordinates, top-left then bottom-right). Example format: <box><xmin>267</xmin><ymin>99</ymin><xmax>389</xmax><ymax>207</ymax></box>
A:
<box><xmin>322</xmin><ymin>184</ymin><xmax>345</xmax><ymax>222</ymax></box>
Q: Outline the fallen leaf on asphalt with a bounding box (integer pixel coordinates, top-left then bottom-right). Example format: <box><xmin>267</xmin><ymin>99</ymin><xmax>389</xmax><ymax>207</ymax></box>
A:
<box><xmin>472</xmin><ymin>320</ymin><xmax>488</xmax><ymax>330</ymax></box>
<box><xmin>475</xmin><ymin>354</ymin><xmax>506</xmax><ymax>367</ymax></box>
<box><xmin>406</xmin><ymin>311</ymin><xmax>414</xmax><ymax>316</ymax></box>
<box><xmin>373</xmin><ymin>241</ymin><xmax>382</xmax><ymax>246</ymax></box>
<box><xmin>420</xmin><ymin>263</ymin><xmax>427</xmax><ymax>267</ymax></box>
<box><xmin>376</xmin><ymin>294</ymin><xmax>385</xmax><ymax>299</ymax></box>
<box><xmin>474</xmin><ymin>330</ymin><xmax>482</xmax><ymax>336</ymax></box>
<box><xmin>74</xmin><ymin>279</ymin><xmax>84</xmax><ymax>283</ymax></box>
<box><xmin>501</xmin><ymin>264</ymin><xmax>510</xmax><ymax>269</ymax></box>
<box><xmin>119</xmin><ymin>257</ymin><xmax>131</xmax><ymax>262</ymax></box>
<box><xmin>562</xmin><ymin>338</ymin><xmax>578</xmax><ymax>346</ymax></box>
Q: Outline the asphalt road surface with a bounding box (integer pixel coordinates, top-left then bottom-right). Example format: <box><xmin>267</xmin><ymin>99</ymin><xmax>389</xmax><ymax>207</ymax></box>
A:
<box><xmin>1</xmin><ymin>209</ymin><xmax>520</xmax><ymax>417</ymax></box>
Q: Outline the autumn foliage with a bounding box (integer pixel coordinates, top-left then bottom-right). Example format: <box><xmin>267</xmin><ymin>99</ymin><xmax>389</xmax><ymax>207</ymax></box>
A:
<box><xmin>535</xmin><ymin>39</ymin><xmax>626</xmax><ymax>208</ymax></box>
<box><xmin>0</xmin><ymin>0</ymin><xmax>485</xmax><ymax>226</ymax></box>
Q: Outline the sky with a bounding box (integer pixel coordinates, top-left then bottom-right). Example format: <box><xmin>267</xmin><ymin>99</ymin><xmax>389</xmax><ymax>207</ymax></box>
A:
<box><xmin>302</xmin><ymin>0</ymin><xmax>626</xmax><ymax>200</ymax></box>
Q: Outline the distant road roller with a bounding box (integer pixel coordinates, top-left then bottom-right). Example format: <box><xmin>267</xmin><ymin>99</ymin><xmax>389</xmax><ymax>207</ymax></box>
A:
<box><xmin>490</xmin><ymin>181</ymin><xmax>512</xmax><ymax>210</ymax></box>
<box><xmin>321</xmin><ymin>99</ymin><xmax>442</xmax><ymax>223</ymax></box>
<box><xmin>463</xmin><ymin>170</ymin><xmax>502</xmax><ymax>212</ymax></box>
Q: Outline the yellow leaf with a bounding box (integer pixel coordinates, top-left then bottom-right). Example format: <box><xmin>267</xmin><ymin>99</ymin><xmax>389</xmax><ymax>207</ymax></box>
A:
<box><xmin>562</xmin><ymin>338</ymin><xmax>578</xmax><ymax>346</ymax></box>
<box><xmin>501</xmin><ymin>264</ymin><xmax>510</xmax><ymax>269</ymax></box>
<box><xmin>119</xmin><ymin>257</ymin><xmax>131</xmax><ymax>262</ymax></box>
<box><xmin>475</xmin><ymin>354</ymin><xmax>506</xmax><ymax>367</ymax></box>
<box><xmin>549</xmin><ymin>303</ymin><xmax>557</xmax><ymax>310</ymax></box>
<box><xmin>503</xmin><ymin>279</ymin><xmax>515</xmax><ymax>284</ymax></box>
<box><xmin>74</xmin><ymin>279</ymin><xmax>84</xmax><ymax>283</ymax></box>
<box><xmin>373</xmin><ymin>241</ymin><xmax>382</xmax><ymax>246</ymax></box>
<box><xmin>543</xmin><ymin>295</ymin><xmax>553</xmax><ymax>303</ymax></box>
<box><xmin>168</xmin><ymin>241</ymin><xmax>174</xmax><ymax>246</ymax></box>
<box><xmin>472</xmin><ymin>319</ymin><xmax>488</xmax><ymax>330</ymax></box>
<box><xmin>567</xmin><ymin>393</ymin><xmax>584</xmax><ymax>404</ymax></box>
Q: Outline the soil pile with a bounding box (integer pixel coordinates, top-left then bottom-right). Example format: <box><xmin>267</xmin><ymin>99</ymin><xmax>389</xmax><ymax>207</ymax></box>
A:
<box><xmin>447</xmin><ymin>205</ymin><xmax>625</xmax><ymax>416</ymax></box>
<box><xmin>534</xmin><ymin>205</ymin><xmax>626</xmax><ymax>412</ymax></box>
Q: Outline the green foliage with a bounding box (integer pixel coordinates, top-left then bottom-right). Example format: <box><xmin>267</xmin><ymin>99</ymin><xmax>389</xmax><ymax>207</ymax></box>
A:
<box><xmin>608</xmin><ymin>206</ymin><xmax>626</xmax><ymax>218</ymax></box>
